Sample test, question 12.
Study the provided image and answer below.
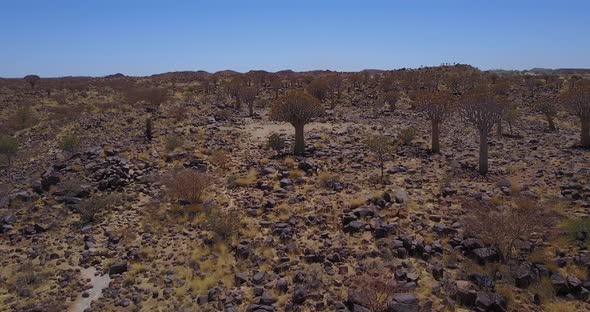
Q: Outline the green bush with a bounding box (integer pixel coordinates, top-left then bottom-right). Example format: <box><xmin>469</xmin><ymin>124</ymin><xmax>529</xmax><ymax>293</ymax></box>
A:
<box><xmin>399</xmin><ymin>126</ymin><xmax>418</xmax><ymax>145</ymax></box>
<box><xmin>562</xmin><ymin>217</ymin><xmax>590</xmax><ymax>242</ymax></box>
<box><xmin>10</xmin><ymin>106</ymin><xmax>38</xmax><ymax>130</ymax></box>
<box><xmin>60</xmin><ymin>133</ymin><xmax>80</xmax><ymax>153</ymax></box>
<box><xmin>78</xmin><ymin>194</ymin><xmax>122</xmax><ymax>225</ymax></box>
<box><xmin>267</xmin><ymin>133</ymin><xmax>285</xmax><ymax>153</ymax></box>
<box><xmin>0</xmin><ymin>135</ymin><xmax>18</xmax><ymax>165</ymax></box>
<box><xmin>165</xmin><ymin>134</ymin><xmax>184</xmax><ymax>152</ymax></box>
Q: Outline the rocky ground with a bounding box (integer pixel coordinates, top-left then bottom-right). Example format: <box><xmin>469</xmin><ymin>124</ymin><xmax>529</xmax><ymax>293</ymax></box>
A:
<box><xmin>1</xmin><ymin>72</ymin><xmax>590</xmax><ymax>312</ymax></box>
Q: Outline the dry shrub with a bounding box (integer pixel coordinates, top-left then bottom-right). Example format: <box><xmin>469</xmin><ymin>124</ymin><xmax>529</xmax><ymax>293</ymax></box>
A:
<box><xmin>205</xmin><ymin>206</ymin><xmax>241</xmax><ymax>242</ymax></box>
<box><xmin>50</xmin><ymin>92</ymin><xmax>68</xmax><ymax>105</ymax></box>
<box><xmin>78</xmin><ymin>193</ymin><xmax>122</xmax><ymax>225</ymax></box>
<box><xmin>47</xmin><ymin>104</ymin><xmax>85</xmax><ymax>122</ymax></box>
<box><xmin>96</xmin><ymin>101</ymin><xmax>119</xmax><ymax>112</ymax></box>
<box><xmin>209</xmin><ymin>149</ymin><xmax>228</xmax><ymax>170</ymax></box>
<box><xmin>530</xmin><ymin>275</ymin><xmax>556</xmax><ymax>303</ymax></box>
<box><xmin>6</xmin><ymin>261</ymin><xmax>49</xmax><ymax>296</ymax></box>
<box><xmin>317</xmin><ymin>172</ymin><xmax>341</xmax><ymax>188</ymax></box>
<box><xmin>165</xmin><ymin>134</ymin><xmax>184</xmax><ymax>152</ymax></box>
<box><xmin>267</xmin><ymin>133</ymin><xmax>286</xmax><ymax>153</ymax></box>
<box><xmin>10</xmin><ymin>106</ymin><xmax>38</xmax><ymax>130</ymax></box>
<box><xmin>125</xmin><ymin>87</ymin><xmax>168</xmax><ymax>107</ymax></box>
<box><xmin>399</xmin><ymin>126</ymin><xmax>418</xmax><ymax>145</ymax></box>
<box><xmin>463</xmin><ymin>197</ymin><xmax>551</xmax><ymax>263</ymax></box>
<box><xmin>303</xmin><ymin>263</ymin><xmax>329</xmax><ymax>290</ymax></box>
<box><xmin>165</xmin><ymin>169</ymin><xmax>211</xmax><ymax>203</ymax></box>
<box><xmin>350</xmin><ymin>271</ymin><xmax>398</xmax><ymax>312</ymax></box>
<box><xmin>165</xmin><ymin>103</ymin><xmax>187</xmax><ymax>120</ymax></box>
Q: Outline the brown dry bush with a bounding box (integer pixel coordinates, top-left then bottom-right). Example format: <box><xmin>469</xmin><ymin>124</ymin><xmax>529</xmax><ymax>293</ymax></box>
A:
<box><xmin>462</xmin><ymin>197</ymin><xmax>552</xmax><ymax>263</ymax></box>
<box><xmin>209</xmin><ymin>149</ymin><xmax>228</xmax><ymax>170</ymax></box>
<box><xmin>165</xmin><ymin>169</ymin><xmax>212</xmax><ymax>204</ymax></box>
<box><xmin>78</xmin><ymin>193</ymin><xmax>123</xmax><ymax>225</ymax></box>
<box><xmin>10</xmin><ymin>106</ymin><xmax>38</xmax><ymax>130</ymax></box>
<box><xmin>205</xmin><ymin>206</ymin><xmax>241</xmax><ymax>242</ymax></box>
<box><xmin>50</xmin><ymin>92</ymin><xmax>68</xmax><ymax>105</ymax></box>
<box><xmin>267</xmin><ymin>133</ymin><xmax>286</xmax><ymax>153</ymax></box>
<box><xmin>165</xmin><ymin>134</ymin><xmax>184</xmax><ymax>152</ymax></box>
<box><xmin>350</xmin><ymin>271</ymin><xmax>399</xmax><ymax>312</ymax></box>
<box><xmin>6</xmin><ymin>261</ymin><xmax>49</xmax><ymax>296</ymax></box>
<box><xmin>47</xmin><ymin>104</ymin><xmax>85</xmax><ymax>122</ymax></box>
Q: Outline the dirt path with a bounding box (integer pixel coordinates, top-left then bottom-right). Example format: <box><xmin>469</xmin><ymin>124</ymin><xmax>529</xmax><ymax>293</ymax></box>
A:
<box><xmin>68</xmin><ymin>267</ymin><xmax>111</xmax><ymax>312</ymax></box>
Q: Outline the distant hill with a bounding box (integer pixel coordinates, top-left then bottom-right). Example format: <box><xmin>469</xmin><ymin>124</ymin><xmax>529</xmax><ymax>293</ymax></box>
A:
<box><xmin>528</xmin><ymin>68</ymin><xmax>590</xmax><ymax>75</ymax></box>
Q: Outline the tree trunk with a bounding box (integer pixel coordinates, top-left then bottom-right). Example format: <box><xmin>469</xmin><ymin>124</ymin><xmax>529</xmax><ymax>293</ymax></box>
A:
<box><xmin>479</xmin><ymin>131</ymin><xmax>489</xmax><ymax>175</ymax></box>
<box><xmin>294</xmin><ymin>123</ymin><xmax>305</xmax><ymax>155</ymax></box>
<box><xmin>248</xmin><ymin>102</ymin><xmax>254</xmax><ymax>116</ymax></box>
<box><xmin>582</xmin><ymin>117</ymin><xmax>590</xmax><ymax>148</ymax></box>
<box><xmin>431</xmin><ymin>119</ymin><xmax>440</xmax><ymax>153</ymax></box>
<box><xmin>235</xmin><ymin>98</ymin><xmax>241</xmax><ymax>111</ymax></box>
<box><xmin>546</xmin><ymin>113</ymin><xmax>556</xmax><ymax>131</ymax></box>
<box><xmin>379</xmin><ymin>156</ymin><xmax>384</xmax><ymax>184</ymax></box>
<box><xmin>496</xmin><ymin>120</ymin><xmax>503</xmax><ymax>137</ymax></box>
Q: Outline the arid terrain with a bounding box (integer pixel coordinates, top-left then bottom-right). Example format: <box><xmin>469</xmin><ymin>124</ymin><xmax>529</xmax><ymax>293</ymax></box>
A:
<box><xmin>1</xmin><ymin>65</ymin><xmax>590</xmax><ymax>312</ymax></box>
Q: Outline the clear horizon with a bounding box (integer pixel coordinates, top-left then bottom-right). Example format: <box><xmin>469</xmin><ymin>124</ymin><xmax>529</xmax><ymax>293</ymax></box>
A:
<box><xmin>2</xmin><ymin>0</ymin><xmax>589</xmax><ymax>78</ymax></box>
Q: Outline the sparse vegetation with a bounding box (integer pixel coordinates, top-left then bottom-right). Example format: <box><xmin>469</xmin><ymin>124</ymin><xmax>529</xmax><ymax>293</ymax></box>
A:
<box><xmin>366</xmin><ymin>134</ymin><xmax>394</xmax><ymax>184</ymax></box>
<box><xmin>78</xmin><ymin>194</ymin><xmax>122</xmax><ymax>225</ymax></box>
<box><xmin>463</xmin><ymin>197</ymin><xmax>551</xmax><ymax>263</ymax></box>
<box><xmin>270</xmin><ymin>90</ymin><xmax>324</xmax><ymax>155</ymax></box>
<box><xmin>399</xmin><ymin>126</ymin><xmax>418</xmax><ymax>146</ymax></box>
<box><xmin>0</xmin><ymin>135</ymin><xmax>18</xmax><ymax>165</ymax></box>
<box><xmin>60</xmin><ymin>132</ymin><xmax>80</xmax><ymax>154</ymax></box>
<box><xmin>165</xmin><ymin>134</ymin><xmax>184</xmax><ymax>152</ymax></box>
<box><xmin>267</xmin><ymin>133</ymin><xmax>286</xmax><ymax>154</ymax></box>
<box><xmin>165</xmin><ymin>169</ymin><xmax>212</xmax><ymax>204</ymax></box>
<box><xmin>2</xmin><ymin>25</ymin><xmax>590</xmax><ymax>312</ymax></box>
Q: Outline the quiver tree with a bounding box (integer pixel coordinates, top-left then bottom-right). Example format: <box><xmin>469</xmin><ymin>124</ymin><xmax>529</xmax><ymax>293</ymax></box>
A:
<box><xmin>504</xmin><ymin>104</ymin><xmax>521</xmax><ymax>135</ymax></box>
<box><xmin>239</xmin><ymin>86</ymin><xmax>258</xmax><ymax>116</ymax></box>
<box><xmin>269</xmin><ymin>76</ymin><xmax>282</xmax><ymax>99</ymax></box>
<box><xmin>270</xmin><ymin>91</ymin><xmax>324</xmax><ymax>155</ymax></box>
<box><xmin>24</xmin><ymin>75</ymin><xmax>40</xmax><ymax>89</ymax></box>
<box><xmin>225</xmin><ymin>79</ymin><xmax>244</xmax><ymax>110</ymax></box>
<box><xmin>145</xmin><ymin>118</ymin><xmax>153</xmax><ymax>142</ymax></box>
<box><xmin>460</xmin><ymin>88</ymin><xmax>505</xmax><ymax>175</ymax></box>
<box><xmin>366</xmin><ymin>134</ymin><xmax>394</xmax><ymax>184</ymax></box>
<box><xmin>535</xmin><ymin>93</ymin><xmax>558</xmax><ymax>131</ymax></box>
<box><xmin>327</xmin><ymin>75</ymin><xmax>343</xmax><ymax>109</ymax></box>
<box><xmin>384</xmin><ymin>91</ymin><xmax>399</xmax><ymax>112</ymax></box>
<box><xmin>561</xmin><ymin>82</ymin><xmax>590</xmax><ymax>148</ymax></box>
<box><xmin>306</xmin><ymin>79</ymin><xmax>329</xmax><ymax>103</ymax></box>
<box><xmin>491</xmin><ymin>78</ymin><xmax>513</xmax><ymax>136</ymax></box>
<box><xmin>415</xmin><ymin>91</ymin><xmax>454</xmax><ymax>153</ymax></box>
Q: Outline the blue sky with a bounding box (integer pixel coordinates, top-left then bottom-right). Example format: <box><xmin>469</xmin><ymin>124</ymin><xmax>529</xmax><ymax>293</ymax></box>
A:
<box><xmin>1</xmin><ymin>0</ymin><xmax>589</xmax><ymax>77</ymax></box>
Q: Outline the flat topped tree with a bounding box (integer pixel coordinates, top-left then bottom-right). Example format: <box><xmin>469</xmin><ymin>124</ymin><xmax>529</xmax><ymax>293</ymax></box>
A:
<box><xmin>415</xmin><ymin>90</ymin><xmax>454</xmax><ymax>153</ymax></box>
<box><xmin>561</xmin><ymin>81</ymin><xmax>590</xmax><ymax>148</ymax></box>
<box><xmin>460</xmin><ymin>86</ymin><xmax>505</xmax><ymax>175</ymax></box>
<box><xmin>24</xmin><ymin>75</ymin><xmax>41</xmax><ymax>89</ymax></box>
<box><xmin>270</xmin><ymin>90</ymin><xmax>324</xmax><ymax>155</ymax></box>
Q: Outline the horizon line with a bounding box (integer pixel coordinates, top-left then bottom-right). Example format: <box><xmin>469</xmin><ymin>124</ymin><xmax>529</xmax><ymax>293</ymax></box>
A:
<box><xmin>2</xmin><ymin>65</ymin><xmax>589</xmax><ymax>80</ymax></box>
